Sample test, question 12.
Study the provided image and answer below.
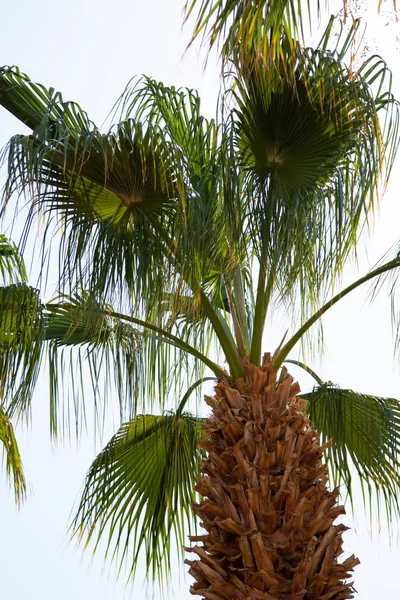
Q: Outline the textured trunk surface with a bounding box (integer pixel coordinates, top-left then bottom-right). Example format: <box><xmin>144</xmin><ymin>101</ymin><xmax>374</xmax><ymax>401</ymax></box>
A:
<box><xmin>186</xmin><ymin>355</ymin><xmax>359</xmax><ymax>600</ymax></box>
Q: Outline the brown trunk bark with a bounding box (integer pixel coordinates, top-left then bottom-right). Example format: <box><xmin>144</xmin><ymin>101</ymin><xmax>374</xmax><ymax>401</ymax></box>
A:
<box><xmin>185</xmin><ymin>354</ymin><xmax>359</xmax><ymax>599</ymax></box>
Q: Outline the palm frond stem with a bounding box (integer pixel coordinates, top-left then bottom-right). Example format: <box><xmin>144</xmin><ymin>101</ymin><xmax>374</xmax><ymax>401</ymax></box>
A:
<box><xmin>275</xmin><ymin>258</ymin><xmax>400</xmax><ymax>368</ymax></box>
<box><xmin>284</xmin><ymin>358</ymin><xmax>324</xmax><ymax>386</ymax></box>
<box><xmin>176</xmin><ymin>377</ymin><xmax>216</xmax><ymax>415</ymax></box>
<box><xmin>249</xmin><ymin>258</ymin><xmax>268</xmax><ymax>366</ymax></box>
<box><xmin>197</xmin><ymin>288</ymin><xmax>244</xmax><ymax>378</ymax></box>
<box><xmin>225</xmin><ymin>283</ymin><xmax>247</xmax><ymax>358</ymax></box>
<box><xmin>47</xmin><ymin>304</ymin><xmax>227</xmax><ymax>379</ymax></box>
<box><xmin>232</xmin><ymin>265</ymin><xmax>251</xmax><ymax>352</ymax></box>
<box><xmin>250</xmin><ymin>180</ymin><xmax>277</xmax><ymax>366</ymax></box>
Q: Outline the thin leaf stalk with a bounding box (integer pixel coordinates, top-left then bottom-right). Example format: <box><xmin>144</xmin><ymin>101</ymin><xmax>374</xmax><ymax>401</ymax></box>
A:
<box><xmin>232</xmin><ymin>265</ymin><xmax>251</xmax><ymax>352</ymax></box>
<box><xmin>249</xmin><ymin>257</ymin><xmax>269</xmax><ymax>366</ymax></box>
<box><xmin>225</xmin><ymin>282</ymin><xmax>247</xmax><ymax>358</ymax></box>
<box><xmin>250</xmin><ymin>180</ymin><xmax>276</xmax><ymax>365</ymax></box>
<box><xmin>275</xmin><ymin>258</ymin><xmax>400</xmax><ymax>368</ymax></box>
<box><xmin>284</xmin><ymin>358</ymin><xmax>324</xmax><ymax>386</ymax></box>
<box><xmin>47</xmin><ymin>303</ymin><xmax>227</xmax><ymax>379</ymax></box>
<box><xmin>176</xmin><ymin>376</ymin><xmax>216</xmax><ymax>416</ymax></box>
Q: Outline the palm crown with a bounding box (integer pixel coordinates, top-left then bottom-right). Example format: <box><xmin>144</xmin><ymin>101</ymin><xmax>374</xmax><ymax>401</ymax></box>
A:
<box><xmin>0</xmin><ymin>4</ymin><xmax>400</xmax><ymax>594</ymax></box>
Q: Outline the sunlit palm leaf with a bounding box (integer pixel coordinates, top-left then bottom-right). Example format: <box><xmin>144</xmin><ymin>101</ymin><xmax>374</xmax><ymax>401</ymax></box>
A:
<box><xmin>184</xmin><ymin>0</ymin><xmax>397</xmax><ymax>66</ymax></box>
<box><xmin>0</xmin><ymin>235</ymin><xmax>27</xmax><ymax>283</ymax></box>
<box><xmin>3</xmin><ymin>124</ymin><xmax>177</xmax><ymax>304</ymax></box>
<box><xmin>0</xmin><ymin>407</ymin><xmax>26</xmax><ymax>503</ymax></box>
<box><xmin>72</xmin><ymin>411</ymin><xmax>204</xmax><ymax>582</ymax></box>
<box><xmin>0</xmin><ymin>65</ymin><xmax>94</xmax><ymax>134</ymax></box>
<box><xmin>185</xmin><ymin>0</ymin><xmax>318</xmax><ymax>64</ymax></box>
<box><xmin>303</xmin><ymin>384</ymin><xmax>400</xmax><ymax>521</ymax></box>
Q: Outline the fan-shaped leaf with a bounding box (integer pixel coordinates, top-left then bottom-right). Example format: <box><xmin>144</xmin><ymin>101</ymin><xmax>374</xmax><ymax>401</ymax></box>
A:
<box><xmin>303</xmin><ymin>384</ymin><xmax>400</xmax><ymax>522</ymax></box>
<box><xmin>72</xmin><ymin>411</ymin><xmax>204</xmax><ymax>582</ymax></box>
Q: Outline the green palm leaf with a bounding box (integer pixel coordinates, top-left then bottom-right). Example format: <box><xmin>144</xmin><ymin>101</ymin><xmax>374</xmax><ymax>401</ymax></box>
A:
<box><xmin>184</xmin><ymin>1</ymin><xmax>397</xmax><ymax>65</ymax></box>
<box><xmin>119</xmin><ymin>77</ymin><xmax>247</xmax><ymax>290</ymax></box>
<box><xmin>45</xmin><ymin>294</ymin><xmax>143</xmax><ymax>438</ymax></box>
<box><xmin>0</xmin><ymin>284</ymin><xmax>44</xmax><ymax>416</ymax></box>
<box><xmin>0</xmin><ymin>235</ymin><xmax>27</xmax><ymax>283</ymax></box>
<box><xmin>44</xmin><ymin>292</ymin><xmax>221</xmax><ymax>437</ymax></box>
<box><xmin>72</xmin><ymin>411</ymin><xmax>204</xmax><ymax>582</ymax></box>
<box><xmin>0</xmin><ymin>407</ymin><xmax>26</xmax><ymax>503</ymax></box>
<box><xmin>229</xmin><ymin>23</ymin><xmax>399</xmax><ymax>362</ymax></box>
<box><xmin>303</xmin><ymin>383</ymin><xmax>400</xmax><ymax>521</ymax></box>
<box><xmin>185</xmin><ymin>0</ymin><xmax>318</xmax><ymax>64</ymax></box>
<box><xmin>0</xmin><ymin>65</ymin><xmax>94</xmax><ymax>134</ymax></box>
<box><xmin>233</xmin><ymin>32</ymin><xmax>397</xmax><ymax>285</ymax></box>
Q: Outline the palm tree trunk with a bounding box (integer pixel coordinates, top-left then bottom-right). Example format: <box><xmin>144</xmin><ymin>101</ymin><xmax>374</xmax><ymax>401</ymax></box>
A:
<box><xmin>186</xmin><ymin>354</ymin><xmax>359</xmax><ymax>599</ymax></box>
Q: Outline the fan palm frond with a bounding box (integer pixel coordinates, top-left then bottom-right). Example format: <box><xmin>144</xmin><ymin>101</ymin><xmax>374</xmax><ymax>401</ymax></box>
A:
<box><xmin>118</xmin><ymin>77</ymin><xmax>248</xmax><ymax>289</ymax></box>
<box><xmin>230</xmin><ymin>24</ymin><xmax>399</xmax><ymax>363</ymax></box>
<box><xmin>44</xmin><ymin>291</ymin><xmax>225</xmax><ymax>438</ymax></box>
<box><xmin>303</xmin><ymin>383</ymin><xmax>400</xmax><ymax>522</ymax></box>
<box><xmin>72</xmin><ymin>410</ymin><xmax>204</xmax><ymax>582</ymax></box>
<box><xmin>234</xmin><ymin>32</ymin><xmax>397</xmax><ymax>296</ymax></box>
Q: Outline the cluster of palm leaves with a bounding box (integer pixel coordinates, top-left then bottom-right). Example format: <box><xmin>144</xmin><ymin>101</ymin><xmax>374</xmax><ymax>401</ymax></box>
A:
<box><xmin>0</xmin><ymin>0</ymin><xmax>400</xmax><ymax>589</ymax></box>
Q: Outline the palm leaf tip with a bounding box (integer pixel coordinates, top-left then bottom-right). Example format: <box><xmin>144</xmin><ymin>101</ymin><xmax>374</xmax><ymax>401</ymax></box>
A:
<box><xmin>71</xmin><ymin>411</ymin><xmax>204</xmax><ymax>583</ymax></box>
<box><xmin>0</xmin><ymin>409</ymin><xmax>26</xmax><ymax>503</ymax></box>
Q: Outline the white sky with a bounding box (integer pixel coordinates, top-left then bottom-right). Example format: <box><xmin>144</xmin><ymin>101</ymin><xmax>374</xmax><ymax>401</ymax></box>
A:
<box><xmin>0</xmin><ymin>1</ymin><xmax>400</xmax><ymax>598</ymax></box>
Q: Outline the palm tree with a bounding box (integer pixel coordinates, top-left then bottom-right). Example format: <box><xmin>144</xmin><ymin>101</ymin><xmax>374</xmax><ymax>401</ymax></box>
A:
<box><xmin>0</xmin><ymin>8</ymin><xmax>400</xmax><ymax>600</ymax></box>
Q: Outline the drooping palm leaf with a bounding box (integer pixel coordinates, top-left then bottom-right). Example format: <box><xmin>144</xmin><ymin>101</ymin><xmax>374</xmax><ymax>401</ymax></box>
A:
<box><xmin>184</xmin><ymin>0</ymin><xmax>398</xmax><ymax>66</ymax></box>
<box><xmin>72</xmin><ymin>411</ymin><xmax>205</xmax><ymax>582</ymax></box>
<box><xmin>184</xmin><ymin>0</ymin><xmax>319</xmax><ymax>64</ymax></box>
<box><xmin>44</xmin><ymin>294</ymin><xmax>142</xmax><ymax>438</ymax></box>
<box><xmin>0</xmin><ymin>235</ymin><xmax>27</xmax><ymax>283</ymax></box>
<box><xmin>0</xmin><ymin>284</ymin><xmax>44</xmax><ymax>417</ymax></box>
<box><xmin>303</xmin><ymin>383</ymin><xmax>400</xmax><ymax>522</ymax></box>
<box><xmin>44</xmin><ymin>291</ymin><xmax>224</xmax><ymax>437</ymax></box>
<box><xmin>0</xmin><ymin>407</ymin><xmax>26</xmax><ymax>503</ymax></box>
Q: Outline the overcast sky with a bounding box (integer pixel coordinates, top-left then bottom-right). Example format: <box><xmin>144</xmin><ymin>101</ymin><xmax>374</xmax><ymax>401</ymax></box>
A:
<box><xmin>1</xmin><ymin>1</ymin><xmax>400</xmax><ymax>598</ymax></box>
